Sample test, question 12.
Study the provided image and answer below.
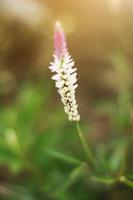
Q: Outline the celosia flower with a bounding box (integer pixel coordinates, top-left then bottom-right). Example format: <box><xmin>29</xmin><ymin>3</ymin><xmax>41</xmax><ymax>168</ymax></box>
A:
<box><xmin>49</xmin><ymin>21</ymin><xmax>80</xmax><ymax>121</ymax></box>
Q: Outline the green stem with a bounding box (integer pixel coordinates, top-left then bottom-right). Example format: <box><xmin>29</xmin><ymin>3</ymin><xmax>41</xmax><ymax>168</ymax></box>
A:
<box><xmin>55</xmin><ymin>162</ymin><xmax>87</xmax><ymax>195</ymax></box>
<box><xmin>119</xmin><ymin>176</ymin><xmax>133</xmax><ymax>188</ymax></box>
<box><xmin>91</xmin><ymin>176</ymin><xmax>116</xmax><ymax>186</ymax></box>
<box><xmin>47</xmin><ymin>148</ymin><xmax>81</xmax><ymax>166</ymax></box>
<box><xmin>75</xmin><ymin>122</ymin><xmax>96</xmax><ymax>166</ymax></box>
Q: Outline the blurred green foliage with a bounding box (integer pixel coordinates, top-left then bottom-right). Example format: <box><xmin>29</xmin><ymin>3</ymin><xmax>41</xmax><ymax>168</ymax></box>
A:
<box><xmin>0</xmin><ymin>0</ymin><xmax>133</xmax><ymax>199</ymax></box>
<box><xmin>0</xmin><ymin>75</ymin><xmax>132</xmax><ymax>200</ymax></box>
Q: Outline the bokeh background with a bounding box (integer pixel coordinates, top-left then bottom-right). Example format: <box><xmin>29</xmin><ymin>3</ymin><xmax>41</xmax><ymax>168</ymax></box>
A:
<box><xmin>0</xmin><ymin>0</ymin><xmax>133</xmax><ymax>199</ymax></box>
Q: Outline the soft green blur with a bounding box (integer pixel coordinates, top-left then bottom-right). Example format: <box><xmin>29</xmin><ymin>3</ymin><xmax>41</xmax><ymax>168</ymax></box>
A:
<box><xmin>0</xmin><ymin>0</ymin><xmax>133</xmax><ymax>200</ymax></box>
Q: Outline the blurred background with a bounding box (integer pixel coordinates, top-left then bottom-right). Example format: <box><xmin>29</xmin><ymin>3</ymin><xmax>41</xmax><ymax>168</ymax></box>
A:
<box><xmin>0</xmin><ymin>0</ymin><xmax>133</xmax><ymax>199</ymax></box>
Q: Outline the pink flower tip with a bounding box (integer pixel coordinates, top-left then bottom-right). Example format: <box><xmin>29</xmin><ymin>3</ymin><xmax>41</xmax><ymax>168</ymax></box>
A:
<box><xmin>54</xmin><ymin>21</ymin><xmax>67</xmax><ymax>59</ymax></box>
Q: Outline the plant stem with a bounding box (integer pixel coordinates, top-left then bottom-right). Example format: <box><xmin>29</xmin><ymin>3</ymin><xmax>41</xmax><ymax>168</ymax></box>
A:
<box><xmin>55</xmin><ymin>162</ymin><xmax>87</xmax><ymax>196</ymax></box>
<box><xmin>75</xmin><ymin>122</ymin><xmax>96</xmax><ymax>166</ymax></box>
<box><xmin>119</xmin><ymin>176</ymin><xmax>133</xmax><ymax>188</ymax></box>
<box><xmin>47</xmin><ymin>148</ymin><xmax>81</xmax><ymax>166</ymax></box>
<box><xmin>91</xmin><ymin>176</ymin><xmax>116</xmax><ymax>186</ymax></box>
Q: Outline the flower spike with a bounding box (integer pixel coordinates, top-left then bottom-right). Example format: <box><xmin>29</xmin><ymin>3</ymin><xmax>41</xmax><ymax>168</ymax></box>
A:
<box><xmin>49</xmin><ymin>21</ymin><xmax>80</xmax><ymax>121</ymax></box>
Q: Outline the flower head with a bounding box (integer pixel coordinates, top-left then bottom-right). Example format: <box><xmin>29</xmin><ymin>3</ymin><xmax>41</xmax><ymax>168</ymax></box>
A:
<box><xmin>49</xmin><ymin>21</ymin><xmax>80</xmax><ymax>121</ymax></box>
<box><xmin>54</xmin><ymin>21</ymin><xmax>67</xmax><ymax>59</ymax></box>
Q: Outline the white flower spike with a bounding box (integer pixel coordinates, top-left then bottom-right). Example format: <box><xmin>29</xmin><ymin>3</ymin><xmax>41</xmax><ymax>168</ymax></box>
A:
<box><xmin>49</xmin><ymin>21</ymin><xmax>80</xmax><ymax>121</ymax></box>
